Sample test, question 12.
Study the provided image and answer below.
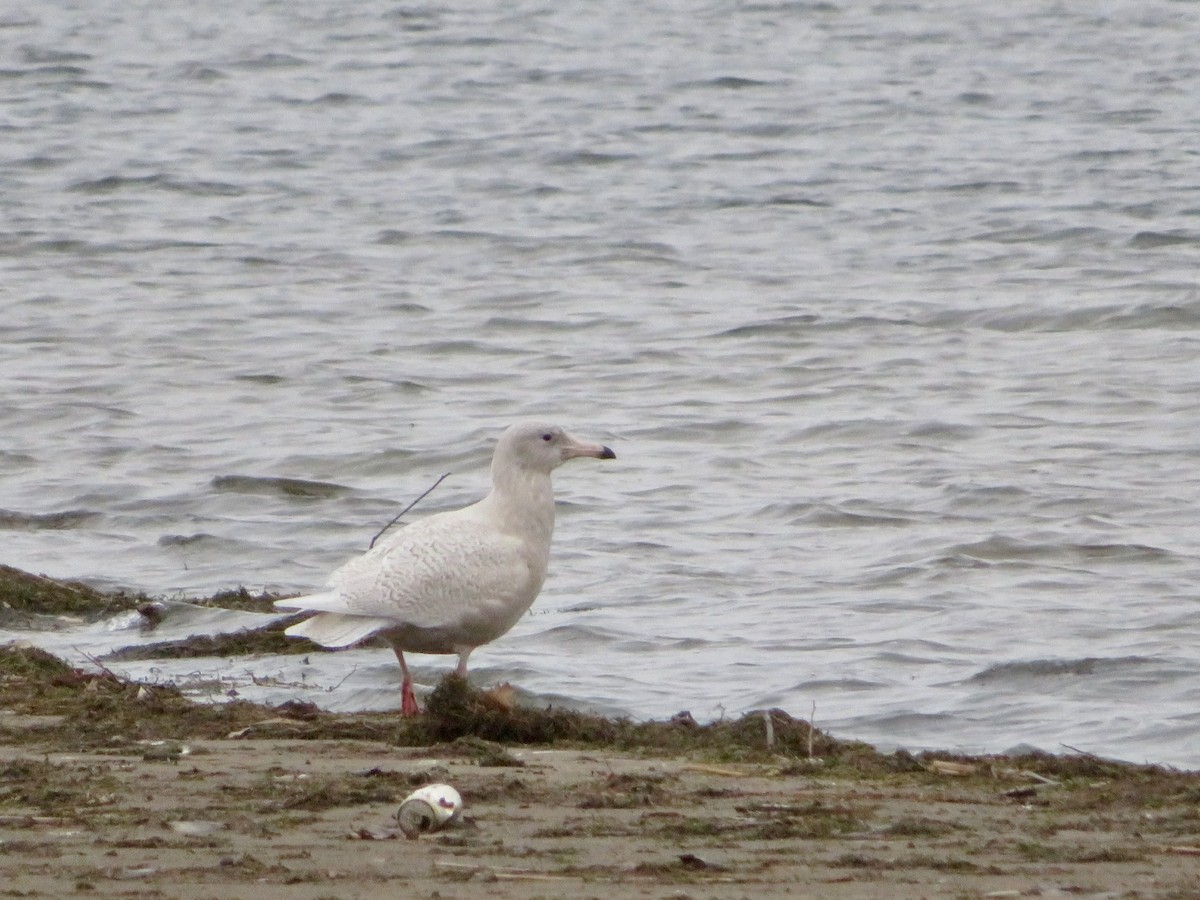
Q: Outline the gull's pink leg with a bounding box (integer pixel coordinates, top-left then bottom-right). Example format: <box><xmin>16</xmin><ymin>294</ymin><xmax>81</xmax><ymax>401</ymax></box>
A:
<box><xmin>400</xmin><ymin>679</ymin><xmax>419</xmax><ymax>717</ymax></box>
<box><xmin>455</xmin><ymin>648</ymin><xmax>473</xmax><ymax>677</ymax></box>
<box><xmin>392</xmin><ymin>646</ymin><xmax>420</xmax><ymax>717</ymax></box>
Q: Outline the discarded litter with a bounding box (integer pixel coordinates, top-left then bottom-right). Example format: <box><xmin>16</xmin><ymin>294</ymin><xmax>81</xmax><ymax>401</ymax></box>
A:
<box><xmin>396</xmin><ymin>784</ymin><xmax>462</xmax><ymax>839</ymax></box>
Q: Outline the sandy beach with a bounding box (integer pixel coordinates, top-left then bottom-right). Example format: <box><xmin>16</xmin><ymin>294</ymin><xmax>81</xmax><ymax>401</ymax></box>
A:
<box><xmin>2</xmin><ymin>655</ymin><xmax>1200</xmax><ymax>898</ymax></box>
<box><xmin>1</xmin><ymin>567</ymin><xmax>1199</xmax><ymax>898</ymax></box>
<box><xmin>3</xmin><ymin>729</ymin><xmax>1200</xmax><ymax>899</ymax></box>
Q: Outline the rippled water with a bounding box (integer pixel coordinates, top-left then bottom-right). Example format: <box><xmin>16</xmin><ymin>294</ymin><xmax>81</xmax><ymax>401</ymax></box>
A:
<box><xmin>4</xmin><ymin>0</ymin><xmax>1200</xmax><ymax>765</ymax></box>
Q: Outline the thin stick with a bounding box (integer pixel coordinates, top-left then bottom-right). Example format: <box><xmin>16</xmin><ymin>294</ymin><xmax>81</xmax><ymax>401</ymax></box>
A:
<box><xmin>75</xmin><ymin>648</ymin><xmax>122</xmax><ymax>681</ymax></box>
<box><xmin>680</xmin><ymin>763</ymin><xmax>746</xmax><ymax>777</ymax></box>
<box><xmin>1060</xmin><ymin>743</ymin><xmax>1097</xmax><ymax>757</ymax></box>
<box><xmin>329</xmin><ymin>665</ymin><xmax>358</xmax><ymax>692</ymax></box>
<box><xmin>808</xmin><ymin>701</ymin><xmax>816</xmax><ymax>759</ymax></box>
<box><xmin>368</xmin><ymin>473</ymin><xmax>450</xmax><ymax>549</ymax></box>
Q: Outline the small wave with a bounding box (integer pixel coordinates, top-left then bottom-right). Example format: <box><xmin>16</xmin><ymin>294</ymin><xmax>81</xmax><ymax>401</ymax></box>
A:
<box><xmin>942</xmin><ymin>483</ymin><xmax>1030</xmax><ymax>500</ymax></box>
<box><xmin>298</xmin><ymin>91</ymin><xmax>368</xmax><ymax>106</ymax></box>
<box><xmin>174</xmin><ymin>63</ymin><xmax>225</xmax><ymax>82</ymax></box>
<box><xmin>921</xmin><ymin>300</ymin><xmax>1200</xmax><ymax>332</ymax></box>
<box><xmin>69</xmin><ymin>174</ymin><xmax>166</xmax><ymax>193</ymax></box>
<box><xmin>10</xmin><ymin>154</ymin><xmax>64</xmax><ymax>170</ymax></box>
<box><xmin>857</xmin><ymin>710</ymin><xmax>956</xmax><ymax>730</ymax></box>
<box><xmin>873</xmin><ymin>650</ymin><xmax>953</xmax><ymax>666</ymax></box>
<box><xmin>429</xmin><ymin>228</ymin><xmax>505</xmax><ymax>243</ymax></box>
<box><xmin>484</xmin><ymin>315</ymin><xmax>611</xmax><ymax>333</ymax></box>
<box><xmin>68</xmin><ymin>174</ymin><xmax>244</xmax><ymax>197</ymax></box>
<box><xmin>412</xmin><ymin>338</ymin><xmax>513</xmax><ymax>356</ymax></box>
<box><xmin>21</xmin><ymin>48</ymin><xmax>91</xmax><ymax>64</ymax></box>
<box><xmin>765</xmin><ymin>194</ymin><xmax>829</xmax><ymax>207</ymax></box>
<box><xmin>943</xmin><ymin>536</ymin><xmax>1174</xmax><ymax>566</ymax></box>
<box><xmin>712</xmin><ymin>314</ymin><xmax>818</xmax><ymax>338</ymax></box>
<box><xmin>581</xmin><ymin>239</ymin><xmax>680</xmax><ymax>264</ymax></box>
<box><xmin>0</xmin><ymin>508</ymin><xmax>99</xmax><ymax>530</ymax></box>
<box><xmin>1106</xmin><ymin>302</ymin><xmax>1200</xmax><ymax>329</ymax></box>
<box><xmin>545</xmin><ymin>150</ymin><xmax>637</xmax><ymax>167</ymax></box>
<box><xmin>340</xmin><ymin>374</ymin><xmax>429</xmax><ymax>393</ymax></box>
<box><xmin>789</xmin><ymin>677</ymin><xmax>884</xmax><ymax>692</ymax></box>
<box><xmin>788</xmin><ymin>418</ymin><xmax>902</xmax><ymax>441</ymax></box>
<box><xmin>210</xmin><ymin>475</ymin><xmax>351</xmax><ymax>499</ymax></box>
<box><xmin>940</xmin><ymin>179</ymin><xmax>1020</xmax><ymax>192</ymax></box>
<box><xmin>619</xmin><ymin>636</ymin><xmax>712</xmax><ymax>652</ymax></box>
<box><xmin>904</xmin><ymin>421</ymin><xmax>976</xmax><ymax>440</ymax></box>
<box><xmin>375</xmin><ymin>229</ymin><xmax>414</xmax><ymax>244</ymax></box>
<box><xmin>0</xmin><ymin>451</ymin><xmax>35</xmax><ymax>467</ymax></box>
<box><xmin>678</xmin><ymin>75</ymin><xmax>772</xmax><ymax>90</ymax></box>
<box><xmin>761</xmin><ymin>502</ymin><xmax>913</xmax><ymax>528</ymax></box>
<box><xmin>1130</xmin><ymin>230</ymin><xmax>1200</xmax><ymax>249</ymax></box>
<box><xmin>957</xmin><ymin>92</ymin><xmax>995</xmax><ymax>106</ymax></box>
<box><xmin>33</xmin><ymin>64</ymin><xmax>91</xmax><ymax>77</ymax></box>
<box><xmin>522</xmin><ymin>623</ymin><xmax>623</xmax><ymax>646</ymax></box>
<box><xmin>157</xmin><ymin>533</ymin><xmax>239</xmax><ymax>549</ymax></box>
<box><xmin>969</xmin><ymin>224</ymin><xmax>1110</xmax><ymax>245</ymax></box>
<box><xmin>21</xmin><ymin>238</ymin><xmax>87</xmax><ymax>256</ymax></box>
<box><xmin>713</xmin><ymin>195</ymin><xmax>830</xmax><ymax>210</ymax></box>
<box><xmin>969</xmin><ymin>656</ymin><xmax>1155</xmax><ymax>684</ymax></box>
<box><xmin>715</xmin><ymin>301</ymin><xmax>1200</xmax><ymax>335</ymax></box>
<box><xmin>231</xmin><ymin>53</ymin><xmax>308</xmax><ymax>70</ymax></box>
<box><xmin>713</xmin><ymin>314</ymin><xmax>918</xmax><ymax>339</ymax></box>
<box><xmin>234</xmin><ymin>373</ymin><xmax>287</xmax><ymax>385</ymax></box>
<box><xmin>739</xmin><ymin>1</ymin><xmax>838</xmax><ymax>13</ymax></box>
<box><xmin>806</xmin><ymin>507</ymin><xmax>914</xmax><ymax>528</ymax></box>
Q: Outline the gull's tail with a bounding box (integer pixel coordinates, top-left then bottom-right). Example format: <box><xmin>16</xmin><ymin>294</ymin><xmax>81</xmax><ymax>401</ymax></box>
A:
<box><xmin>275</xmin><ymin>594</ymin><xmax>394</xmax><ymax>648</ymax></box>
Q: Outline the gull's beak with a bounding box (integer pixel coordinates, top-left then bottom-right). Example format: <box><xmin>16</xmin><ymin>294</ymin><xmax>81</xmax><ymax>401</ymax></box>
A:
<box><xmin>562</xmin><ymin>433</ymin><xmax>617</xmax><ymax>461</ymax></box>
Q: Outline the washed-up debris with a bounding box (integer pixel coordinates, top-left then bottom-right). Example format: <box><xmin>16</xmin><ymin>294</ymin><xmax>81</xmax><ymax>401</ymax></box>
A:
<box><xmin>168</xmin><ymin>820</ymin><xmax>226</xmax><ymax>837</ymax></box>
<box><xmin>396</xmin><ymin>783</ymin><xmax>462</xmax><ymax>839</ymax></box>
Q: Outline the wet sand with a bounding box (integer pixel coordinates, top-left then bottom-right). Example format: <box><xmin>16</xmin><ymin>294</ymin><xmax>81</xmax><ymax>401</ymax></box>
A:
<box><xmin>1</xmin><ymin>566</ymin><xmax>1199</xmax><ymax>898</ymax></box>
<box><xmin>2</xmin><ymin>679</ymin><xmax>1200</xmax><ymax>898</ymax></box>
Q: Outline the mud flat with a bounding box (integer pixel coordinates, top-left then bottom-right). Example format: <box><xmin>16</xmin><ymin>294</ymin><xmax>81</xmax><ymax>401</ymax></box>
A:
<box><xmin>1</xmin><ymin>566</ymin><xmax>1198</xmax><ymax>898</ymax></box>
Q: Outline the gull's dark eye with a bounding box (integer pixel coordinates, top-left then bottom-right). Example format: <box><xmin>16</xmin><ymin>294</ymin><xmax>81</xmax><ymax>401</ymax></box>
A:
<box><xmin>541</xmin><ymin>433</ymin><xmax>553</xmax><ymax>442</ymax></box>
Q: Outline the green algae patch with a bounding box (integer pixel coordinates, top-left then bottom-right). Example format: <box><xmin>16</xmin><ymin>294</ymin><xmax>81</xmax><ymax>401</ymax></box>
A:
<box><xmin>0</xmin><ymin>563</ymin><xmax>857</xmax><ymax>761</ymax></box>
<box><xmin>195</xmin><ymin>586</ymin><xmax>293</xmax><ymax>614</ymax></box>
<box><xmin>0</xmin><ymin>562</ymin><xmax>1197</xmax><ymax>796</ymax></box>
<box><xmin>0</xmin><ymin>643</ymin><xmax>868</xmax><ymax>765</ymax></box>
<box><xmin>416</xmin><ymin>673</ymin><xmax>870</xmax><ymax>764</ymax></box>
<box><xmin>0</xmin><ymin>645</ymin><xmax>277</xmax><ymax>749</ymax></box>
<box><xmin>0</xmin><ymin>564</ymin><xmax>142</xmax><ymax>622</ymax></box>
<box><xmin>106</xmin><ymin>620</ymin><xmax>320</xmax><ymax>661</ymax></box>
<box><xmin>209</xmin><ymin>474</ymin><xmax>351</xmax><ymax>500</ymax></box>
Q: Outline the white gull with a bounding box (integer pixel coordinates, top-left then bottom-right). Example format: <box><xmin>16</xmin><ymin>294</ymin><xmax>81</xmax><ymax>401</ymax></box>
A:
<box><xmin>274</xmin><ymin>422</ymin><xmax>615</xmax><ymax>714</ymax></box>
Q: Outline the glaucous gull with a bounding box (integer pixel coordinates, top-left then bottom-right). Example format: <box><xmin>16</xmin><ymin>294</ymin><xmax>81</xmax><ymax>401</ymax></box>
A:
<box><xmin>274</xmin><ymin>422</ymin><xmax>615</xmax><ymax>714</ymax></box>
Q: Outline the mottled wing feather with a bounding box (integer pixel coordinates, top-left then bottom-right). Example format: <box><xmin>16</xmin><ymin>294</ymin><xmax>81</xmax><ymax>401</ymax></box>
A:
<box><xmin>283</xmin><ymin>611</ymin><xmax>399</xmax><ymax>648</ymax></box>
<box><xmin>313</xmin><ymin>510</ymin><xmax>532</xmax><ymax>629</ymax></box>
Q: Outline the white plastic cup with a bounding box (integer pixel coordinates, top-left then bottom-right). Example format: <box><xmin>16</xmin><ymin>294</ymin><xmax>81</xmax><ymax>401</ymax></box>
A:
<box><xmin>396</xmin><ymin>784</ymin><xmax>463</xmax><ymax>839</ymax></box>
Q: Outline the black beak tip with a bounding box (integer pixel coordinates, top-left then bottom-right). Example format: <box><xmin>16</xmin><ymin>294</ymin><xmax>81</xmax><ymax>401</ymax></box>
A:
<box><xmin>600</xmin><ymin>446</ymin><xmax>616</xmax><ymax>460</ymax></box>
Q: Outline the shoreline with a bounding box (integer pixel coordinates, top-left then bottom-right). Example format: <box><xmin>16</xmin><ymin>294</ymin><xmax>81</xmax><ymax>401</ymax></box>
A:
<box><xmin>2</xmin><ymin>564</ymin><xmax>1199</xmax><ymax>897</ymax></box>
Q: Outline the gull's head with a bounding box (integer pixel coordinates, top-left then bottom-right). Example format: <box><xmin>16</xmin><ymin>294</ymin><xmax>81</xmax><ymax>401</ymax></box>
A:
<box><xmin>494</xmin><ymin>421</ymin><xmax>616</xmax><ymax>475</ymax></box>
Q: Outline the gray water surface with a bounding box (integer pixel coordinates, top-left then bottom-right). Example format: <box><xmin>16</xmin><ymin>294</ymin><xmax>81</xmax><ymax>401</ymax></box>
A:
<box><xmin>3</xmin><ymin>0</ymin><xmax>1200</xmax><ymax>765</ymax></box>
